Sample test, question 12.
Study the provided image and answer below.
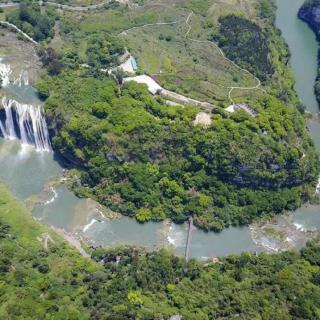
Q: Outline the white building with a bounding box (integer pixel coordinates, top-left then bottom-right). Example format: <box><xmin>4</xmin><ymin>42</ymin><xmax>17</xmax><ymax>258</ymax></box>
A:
<box><xmin>225</xmin><ymin>104</ymin><xmax>256</xmax><ymax>117</ymax></box>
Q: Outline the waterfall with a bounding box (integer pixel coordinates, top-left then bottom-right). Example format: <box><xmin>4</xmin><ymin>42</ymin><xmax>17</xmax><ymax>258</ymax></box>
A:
<box><xmin>0</xmin><ymin>62</ymin><xmax>29</xmax><ymax>87</ymax></box>
<box><xmin>3</xmin><ymin>98</ymin><xmax>16</xmax><ymax>139</ymax></box>
<box><xmin>13</xmin><ymin>71</ymin><xmax>29</xmax><ymax>87</ymax></box>
<box><xmin>0</xmin><ymin>96</ymin><xmax>51</xmax><ymax>151</ymax></box>
<box><xmin>0</xmin><ymin>62</ymin><xmax>12</xmax><ymax>87</ymax></box>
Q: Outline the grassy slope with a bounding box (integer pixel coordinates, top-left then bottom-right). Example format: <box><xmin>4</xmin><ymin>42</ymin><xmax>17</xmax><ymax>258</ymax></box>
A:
<box><xmin>57</xmin><ymin>0</ymin><xmax>267</xmax><ymax>104</ymax></box>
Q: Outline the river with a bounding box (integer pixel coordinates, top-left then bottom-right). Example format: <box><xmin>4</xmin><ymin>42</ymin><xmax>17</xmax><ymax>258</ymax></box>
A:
<box><xmin>0</xmin><ymin>0</ymin><xmax>319</xmax><ymax>259</ymax></box>
<box><xmin>276</xmin><ymin>0</ymin><xmax>320</xmax><ymax>230</ymax></box>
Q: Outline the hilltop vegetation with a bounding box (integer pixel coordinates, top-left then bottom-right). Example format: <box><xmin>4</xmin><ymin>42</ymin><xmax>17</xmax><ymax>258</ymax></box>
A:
<box><xmin>38</xmin><ymin>71</ymin><xmax>319</xmax><ymax>231</ymax></box>
<box><xmin>19</xmin><ymin>0</ymin><xmax>317</xmax><ymax>231</ymax></box>
<box><xmin>1</xmin><ymin>183</ymin><xmax>320</xmax><ymax>319</ymax></box>
<box><xmin>6</xmin><ymin>0</ymin><xmax>56</xmax><ymax>41</ymax></box>
<box><xmin>213</xmin><ymin>15</ymin><xmax>274</xmax><ymax>82</ymax></box>
<box><xmin>0</xmin><ymin>0</ymin><xmax>316</xmax><ymax>230</ymax></box>
<box><xmin>1</xmin><ymin>0</ymin><xmax>320</xmax><ymax>318</ymax></box>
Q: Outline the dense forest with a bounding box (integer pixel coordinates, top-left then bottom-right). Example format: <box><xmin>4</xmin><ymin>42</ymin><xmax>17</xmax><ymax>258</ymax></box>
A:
<box><xmin>213</xmin><ymin>15</ymin><xmax>274</xmax><ymax>82</ymax></box>
<box><xmin>2</xmin><ymin>0</ymin><xmax>317</xmax><ymax>232</ymax></box>
<box><xmin>1</xmin><ymin>183</ymin><xmax>320</xmax><ymax>319</ymax></box>
<box><xmin>6</xmin><ymin>0</ymin><xmax>56</xmax><ymax>41</ymax></box>
<box><xmin>37</xmin><ymin>70</ymin><xmax>319</xmax><ymax>231</ymax></box>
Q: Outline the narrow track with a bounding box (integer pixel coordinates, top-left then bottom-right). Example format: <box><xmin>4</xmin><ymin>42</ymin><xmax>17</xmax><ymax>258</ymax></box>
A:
<box><xmin>0</xmin><ymin>21</ymin><xmax>38</xmax><ymax>45</ymax></box>
<box><xmin>185</xmin><ymin>12</ymin><xmax>266</xmax><ymax>102</ymax></box>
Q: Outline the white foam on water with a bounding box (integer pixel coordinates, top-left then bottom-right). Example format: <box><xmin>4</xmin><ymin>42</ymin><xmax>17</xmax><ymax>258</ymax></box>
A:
<box><xmin>0</xmin><ymin>62</ymin><xmax>12</xmax><ymax>87</ymax></box>
<box><xmin>44</xmin><ymin>187</ymin><xmax>58</xmax><ymax>205</ymax></box>
<box><xmin>166</xmin><ymin>223</ymin><xmax>186</xmax><ymax>248</ymax></box>
<box><xmin>13</xmin><ymin>71</ymin><xmax>29</xmax><ymax>87</ymax></box>
<box><xmin>286</xmin><ymin>237</ymin><xmax>293</xmax><ymax>243</ymax></box>
<box><xmin>316</xmin><ymin>176</ymin><xmax>320</xmax><ymax>193</ymax></box>
<box><xmin>167</xmin><ymin>235</ymin><xmax>176</xmax><ymax>246</ymax></box>
<box><xmin>260</xmin><ymin>238</ymin><xmax>279</xmax><ymax>252</ymax></box>
<box><xmin>294</xmin><ymin>223</ymin><xmax>305</xmax><ymax>232</ymax></box>
<box><xmin>83</xmin><ymin>219</ymin><xmax>98</xmax><ymax>232</ymax></box>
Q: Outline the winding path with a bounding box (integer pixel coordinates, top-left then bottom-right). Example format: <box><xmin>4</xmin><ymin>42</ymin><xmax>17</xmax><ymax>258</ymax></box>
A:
<box><xmin>120</xmin><ymin>10</ymin><xmax>266</xmax><ymax>104</ymax></box>
<box><xmin>119</xmin><ymin>20</ymin><xmax>179</xmax><ymax>35</ymax></box>
<box><xmin>0</xmin><ymin>2</ymin><xmax>266</xmax><ymax>104</ymax></box>
<box><xmin>0</xmin><ymin>3</ymin><xmax>18</xmax><ymax>8</ymax></box>
<box><xmin>185</xmin><ymin>12</ymin><xmax>265</xmax><ymax>103</ymax></box>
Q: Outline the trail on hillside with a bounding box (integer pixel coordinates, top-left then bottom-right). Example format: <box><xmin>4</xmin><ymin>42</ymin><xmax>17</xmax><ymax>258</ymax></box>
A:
<box><xmin>120</xmin><ymin>9</ymin><xmax>266</xmax><ymax>104</ymax></box>
<box><xmin>185</xmin><ymin>12</ymin><xmax>266</xmax><ymax>103</ymax></box>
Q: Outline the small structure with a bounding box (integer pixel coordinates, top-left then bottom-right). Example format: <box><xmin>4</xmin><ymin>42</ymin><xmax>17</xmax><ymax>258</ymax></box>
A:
<box><xmin>194</xmin><ymin>112</ymin><xmax>212</xmax><ymax>126</ymax></box>
<box><xmin>225</xmin><ymin>103</ymin><xmax>256</xmax><ymax>117</ymax></box>
<box><xmin>123</xmin><ymin>74</ymin><xmax>162</xmax><ymax>94</ymax></box>
<box><xmin>108</xmin><ymin>55</ymin><xmax>138</xmax><ymax>75</ymax></box>
<box><xmin>119</xmin><ymin>56</ymin><xmax>138</xmax><ymax>73</ymax></box>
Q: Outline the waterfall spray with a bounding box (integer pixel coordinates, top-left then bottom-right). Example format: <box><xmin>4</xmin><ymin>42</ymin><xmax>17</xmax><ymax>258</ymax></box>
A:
<box><xmin>0</xmin><ymin>96</ymin><xmax>51</xmax><ymax>151</ymax></box>
<box><xmin>13</xmin><ymin>71</ymin><xmax>29</xmax><ymax>87</ymax></box>
<box><xmin>0</xmin><ymin>62</ymin><xmax>29</xmax><ymax>87</ymax></box>
<box><xmin>3</xmin><ymin>98</ymin><xmax>16</xmax><ymax>139</ymax></box>
<box><xmin>0</xmin><ymin>63</ymin><xmax>12</xmax><ymax>87</ymax></box>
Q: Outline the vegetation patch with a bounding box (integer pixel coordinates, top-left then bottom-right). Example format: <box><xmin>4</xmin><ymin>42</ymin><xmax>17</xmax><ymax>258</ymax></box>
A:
<box><xmin>213</xmin><ymin>14</ymin><xmax>274</xmax><ymax>82</ymax></box>
<box><xmin>6</xmin><ymin>0</ymin><xmax>57</xmax><ymax>41</ymax></box>
<box><xmin>38</xmin><ymin>72</ymin><xmax>319</xmax><ymax>231</ymax></box>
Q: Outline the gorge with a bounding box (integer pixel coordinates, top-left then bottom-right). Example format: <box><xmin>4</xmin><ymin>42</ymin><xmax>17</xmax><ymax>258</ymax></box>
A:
<box><xmin>0</xmin><ymin>0</ymin><xmax>319</xmax><ymax>259</ymax></box>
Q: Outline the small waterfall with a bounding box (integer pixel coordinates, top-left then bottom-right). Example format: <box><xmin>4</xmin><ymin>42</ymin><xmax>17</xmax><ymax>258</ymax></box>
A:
<box><xmin>13</xmin><ymin>71</ymin><xmax>29</xmax><ymax>87</ymax></box>
<box><xmin>3</xmin><ymin>98</ymin><xmax>16</xmax><ymax>139</ymax></box>
<box><xmin>0</xmin><ymin>96</ymin><xmax>51</xmax><ymax>151</ymax></box>
<box><xmin>0</xmin><ymin>63</ymin><xmax>12</xmax><ymax>87</ymax></box>
<box><xmin>0</xmin><ymin>62</ymin><xmax>29</xmax><ymax>87</ymax></box>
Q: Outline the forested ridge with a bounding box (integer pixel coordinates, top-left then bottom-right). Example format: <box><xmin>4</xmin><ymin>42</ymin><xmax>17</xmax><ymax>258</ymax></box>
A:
<box><xmin>3</xmin><ymin>0</ymin><xmax>318</xmax><ymax>230</ymax></box>
<box><xmin>1</xmin><ymin>183</ymin><xmax>320</xmax><ymax>319</ymax></box>
<box><xmin>213</xmin><ymin>15</ymin><xmax>274</xmax><ymax>82</ymax></box>
<box><xmin>37</xmin><ymin>70</ymin><xmax>319</xmax><ymax>231</ymax></box>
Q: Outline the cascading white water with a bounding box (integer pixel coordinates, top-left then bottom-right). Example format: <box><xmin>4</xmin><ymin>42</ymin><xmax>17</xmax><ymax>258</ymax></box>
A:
<box><xmin>0</xmin><ymin>96</ymin><xmax>51</xmax><ymax>151</ymax></box>
<box><xmin>13</xmin><ymin>71</ymin><xmax>29</xmax><ymax>87</ymax></box>
<box><xmin>0</xmin><ymin>62</ymin><xmax>12</xmax><ymax>87</ymax></box>
<box><xmin>0</xmin><ymin>61</ymin><xmax>29</xmax><ymax>87</ymax></box>
<box><xmin>3</xmin><ymin>98</ymin><xmax>16</xmax><ymax>139</ymax></box>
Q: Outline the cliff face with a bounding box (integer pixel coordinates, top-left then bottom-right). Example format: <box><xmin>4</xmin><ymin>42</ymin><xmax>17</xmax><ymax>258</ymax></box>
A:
<box><xmin>299</xmin><ymin>0</ymin><xmax>320</xmax><ymax>38</ymax></box>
